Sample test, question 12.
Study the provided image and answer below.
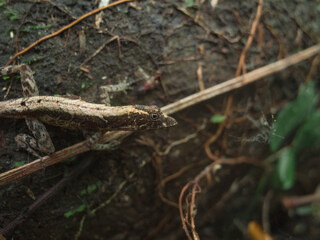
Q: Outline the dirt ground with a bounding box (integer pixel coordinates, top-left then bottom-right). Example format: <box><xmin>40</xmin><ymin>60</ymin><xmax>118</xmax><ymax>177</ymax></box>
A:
<box><xmin>0</xmin><ymin>0</ymin><xmax>319</xmax><ymax>239</ymax></box>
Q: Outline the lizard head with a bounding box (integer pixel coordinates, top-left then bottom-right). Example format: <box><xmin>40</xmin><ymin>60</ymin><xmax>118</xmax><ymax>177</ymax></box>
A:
<box><xmin>95</xmin><ymin>105</ymin><xmax>177</xmax><ymax>131</ymax></box>
<box><xmin>131</xmin><ymin>105</ymin><xmax>177</xmax><ymax>130</ymax></box>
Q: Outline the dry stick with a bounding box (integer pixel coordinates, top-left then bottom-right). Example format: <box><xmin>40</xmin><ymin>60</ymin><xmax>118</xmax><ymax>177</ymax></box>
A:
<box><xmin>0</xmin><ymin>44</ymin><xmax>319</xmax><ymax>186</ymax></box>
<box><xmin>6</xmin><ymin>0</ymin><xmax>135</xmax><ymax>66</ymax></box>
<box><xmin>161</xmin><ymin>43</ymin><xmax>320</xmax><ymax>115</ymax></box>
<box><xmin>235</xmin><ymin>0</ymin><xmax>264</xmax><ymax>76</ymax></box>
<box><xmin>0</xmin><ymin>131</ymin><xmax>128</xmax><ymax>186</ymax></box>
<box><xmin>282</xmin><ymin>193</ymin><xmax>320</xmax><ymax>209</ymax></box>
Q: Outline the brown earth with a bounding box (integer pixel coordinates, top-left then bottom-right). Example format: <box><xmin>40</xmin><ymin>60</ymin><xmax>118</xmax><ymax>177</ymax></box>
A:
<box><xmin>0</xmin><ymin>0</ymin><xmax>319</xmax><ymax>239</ymax></box>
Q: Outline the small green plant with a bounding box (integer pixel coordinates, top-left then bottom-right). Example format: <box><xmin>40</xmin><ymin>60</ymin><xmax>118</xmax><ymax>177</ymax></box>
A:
<box><xmin>22</xmin><ymin>25</ymin><xmax>52</xmax><ymax>34</ymax></box>
<box><xmin>185</xmin><ymin>0</ymin><xmax>194</xmax><ymax>7</ymax></box>
<box><xmin>64</xmin><ymin>204</ymin><xmax>86</xmax><ymax>218</ymax></box>
<box><xmin>210</xmin><ymin>114</ymin><xmax>226</xmax><ymax>123</ymax></box>
<box><xmin>12</xmin><ymin>161</ymin><xmax>26</xmax><ymax>168</ymax></box>
<box><xmin>4</xmin><ymin>7</ymin><xmax>19</xmax><ymax>21</ymax></box>
<box><xmin>183</xmin><ymin>0</ymin><xmax>201</xmax><ymax>9</ymax></box>
<box><xmin>79</xmin><ymin>181</ymin><xmax>102</xmax><ymax>196</ymax></box>
<box><xmin>21</xmin><ymin>56</ymin><xmax>44</xmax><ymax>65</ymax></box>
<box><xmin>269</xmin><ymin>81</ymin><xmax>319</xmax><ymax>190</ymax></box>
<box><xmin>30</xmin><ymin>24</ymin><xmax>52</xmax><ymax>30</ymax></box>
<box><xmin>81</xmin><ymin>78</ymin><xmax>92</xmax><ymax>89</ymax></box>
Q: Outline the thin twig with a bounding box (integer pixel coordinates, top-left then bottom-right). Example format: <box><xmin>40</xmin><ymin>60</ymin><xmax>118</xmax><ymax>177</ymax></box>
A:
<box><xmin>158</xmin><ymin>123</ymin><xmax>206</xmax><ymax>156</ymax></box>
<box><xmin>74</xmin><ymin>214</ymin><xmax>87</xmax><ymax>240</ymax></box>
<box><xmin>142</xmin><ymin>212</ymin><xmax>174</xmax><ymax>240</ymax></box>
<box><xmin>178</xmin><ymin>157</ymin><xmax>259</xmax><ymax>239</ymax></box>
<box><xmin>265</xmin><ymin>23</ymin><xmax>285</xmax><ymax>60</ymax></box>
<box><xmin>6</xmin><ymin>0</ymin><xmax>135</xmax><ymax>66</ymax></box>
<box><xmin>204</xmin><ymin>96</ymin><xmax>233</xmax><ymax>161</ymax></box>
<box><xmin>89</xmin><ymin>172</ymin><xmax>134</xmax><ymax>215</ymax></box>
<box><xmin>81</xmin><ymin>36</ymin><xmax>120</xmax><ymax>67</ymax></box>
<box><xmin>282</xmin><ymin>193</ymin><xmax>320</xmax><ymax>209</ymax></box>
<box><xmin>235</xmin><ymin>0</ymin><xmax>264</xmax><ymax>76</ymax></box>
<box><xmin>305</xmin><ymin>54</ymin><xmax>320</xmax><ymax>83</ymax></box>
<box><xmin>262</xmin><ymin>191</ymin><xmax>273</xmax><ymax>233</ymax></box>
<box><xmin>158</xmin><ymin>160</ymin><xmax>207</xmax><ymax>208</ymax></box>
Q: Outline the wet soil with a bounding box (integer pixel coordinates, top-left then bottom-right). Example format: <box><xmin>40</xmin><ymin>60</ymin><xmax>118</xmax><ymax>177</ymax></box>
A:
<box><xmin>0</xmin><ymin>0</ymin><xmax>319</xmax><ymax>239</ymax></box>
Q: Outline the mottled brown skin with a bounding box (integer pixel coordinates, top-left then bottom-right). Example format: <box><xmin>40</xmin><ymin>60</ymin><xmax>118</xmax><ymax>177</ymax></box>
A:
<box><xmin>0</xmin><ymin>96</ymin><xmax>177</xmax><ymax>131</ymax></box>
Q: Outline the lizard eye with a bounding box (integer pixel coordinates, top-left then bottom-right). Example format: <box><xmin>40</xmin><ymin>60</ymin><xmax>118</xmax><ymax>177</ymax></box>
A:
<box><xmin>150</xmin><ymin>113</ymin><xmax>159</xmax><ymax>121</ymax></box>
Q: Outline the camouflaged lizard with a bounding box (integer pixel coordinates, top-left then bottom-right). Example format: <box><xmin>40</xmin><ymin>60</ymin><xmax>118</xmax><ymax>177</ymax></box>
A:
<box><xmin>0</xmin><ymin>64</ymin><xmax>177</xmax><ymax>157</ymax></box>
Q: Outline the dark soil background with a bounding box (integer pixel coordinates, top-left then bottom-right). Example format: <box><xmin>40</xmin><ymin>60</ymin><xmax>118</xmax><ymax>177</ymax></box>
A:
<box><xmin>0</xmin><ymin>0</ymin><xmax>319</xmax><ymax>239</ymax></box>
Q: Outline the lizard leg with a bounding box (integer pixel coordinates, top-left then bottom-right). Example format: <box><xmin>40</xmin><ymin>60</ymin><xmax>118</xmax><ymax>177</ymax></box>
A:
<box><xmin>25</xmin><ymin>118</ymin><xmax>55</xmax><ymax>154</ymax></box>
<box><xmin>15</xmin><ymin>119</ymin><xmax>55</xmax><ymax>160</ymax></box>
<box><xmin>15</xmin><ymin>119</ymin><xmax>54</xmax><ymax>169</ymax></box>
<box><xmin>87</xmin><ymin>80</ymin><xmax>132</xmax><ymax>150</ymax></box>
<box><xmin>15</xmin><ymin>134</ymin><xmax>42</xmax><ymax>159</ymax></box>
<box><xmin>87</xmin><ymin>132</ymin><xmax>120</xmax><ymax>151</ymax></box>
<box><xmin>99</xmin><ymin>78</ymin><xmax>132</xmax><ymax>106</ymax></box>
<box><xmin>0</xmin><ymin>64</ymin><xmax>40</xmax><ymax>96</ymax></box>
<box><xmin>2</xmin><ymin>65</ymin><xmax>56</xmax><ymax>157</ymax></box>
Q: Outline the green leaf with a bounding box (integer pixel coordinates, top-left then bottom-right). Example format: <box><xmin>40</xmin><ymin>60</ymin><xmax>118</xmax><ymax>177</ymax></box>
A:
<box><xmin>210</xmin><ymin>114</ymin><xmax>226</xmax><ymax>123</ymax></box>
<box><xmin>295</xmin><ymin>205</ymin><xmax>314</xmax><ymax>216</ymax></box>
<box><xmin>12</xmin><ymin>161</ymin><xmax>26</xmax><ymax>168</ymax></box>
<box><xmin>4</xmin><ymin>7</ymin><xmax>19</xmax><ymax>21</ymax></box>
<box><xmin>271</xmin><ymin>168</ymin><xmax>280</xmax><ymax>189</ymax></box>
<box><xmin>80</xmin><ymin>181</ymin><xmax>102</xmax><ymax>196</ymax></box>
<box><xmin>293</xmin><ymin>110</ymin><xmax>320</xmax><ymax>152</ymax></box>
<box><xmin>30</xmin><ymin>24</ymin><xmax>52</xmax><ymax>30</ymax></box>
<box><xmin>270</xmin><ymin>81</ymin><xmax>317</xmax><ymax>152</ymax></box>
<box><xmin>276</xmin><ymin>148</ymin><xmax>296</xmax><ymax>190</ymax></box>
<box><xmin>185</xmin><ymin>0</ymin><xmax>194</xmax><ymax>7</ymax></box>
<box><xmin>87</xmin><ymin>181</ymin><xmax>102</xmax><ymax>194</ymax></box>
<box><xmin>64</xmin><ymin>204</ymin><xmax>86</xmax><ymax>218</ymax></box>
<box><xmin>79</xmin><ymin>189</ymin><xmax>87</xmax><ymax>196</ymax></box>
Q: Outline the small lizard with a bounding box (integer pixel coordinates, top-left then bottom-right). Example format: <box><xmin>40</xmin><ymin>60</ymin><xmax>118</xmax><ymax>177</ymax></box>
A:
<box><xmin>0</xmin><ymin>64</ymin><xmax>177</xmax><ymax>157</ymax></box>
